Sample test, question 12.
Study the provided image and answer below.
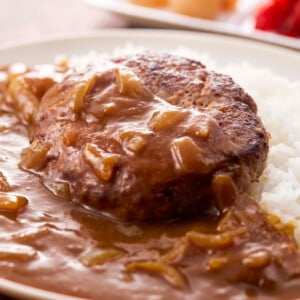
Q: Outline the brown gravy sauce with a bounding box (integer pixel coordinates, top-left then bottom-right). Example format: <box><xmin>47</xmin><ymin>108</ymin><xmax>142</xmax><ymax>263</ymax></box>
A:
<box><xmin>0</xmin><ymin>64</ymin><xmax>300</xmax><ymax>299</ymax></box>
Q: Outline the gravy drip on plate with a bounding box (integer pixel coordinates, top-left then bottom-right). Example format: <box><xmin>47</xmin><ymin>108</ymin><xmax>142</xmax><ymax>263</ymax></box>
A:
<box><xmin>0</xmin><ymin>62</ymin><xmax>300</xmax><ymax>299</ymax></box>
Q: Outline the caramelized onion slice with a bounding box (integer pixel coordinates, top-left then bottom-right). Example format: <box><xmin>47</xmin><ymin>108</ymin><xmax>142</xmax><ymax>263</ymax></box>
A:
<box><xmin>63</xmin><ymin>125</ymin><xmax>77</xmax><ymax>147</ymax></box>
<box><xmin>79</xmin><ymin>248</ymin><xmax>124</xmax><ymax>267</ymax></box>
<box><xmin>162</xmin><ymin>238</ymin><xmax>188</xmax><ymax>264</ymax></box>
<box><xmin>20</xmin><ymin>140</ymin><xmax>50</xmax><ymax>170</ymax></box>
<box><xmin>0</xmin><ymin>245</ymin><xmax>36</xmax><ymax>261</ymax></box>
<box><xmin>208</xmin><ymin>256</ymin><xmax>228</xmax><ymax>271</ymax></box>
<box><xmin>0</xmin><ymin>193</ymin><xmax>28</xmax><ymax>213</ymax></box>
<box><xmin>212</xmin><ymin>174</ymin><xmax>238</xmax><ymax>212</ymax></box>
<box><xmin>126</xmin><ymin>261</ymin><xmax>186</xmax><ymax>289</ymax></box>
<box><xmin>44</xmin><ymin>181</ymin><xmax>71</xmax><ymax>200</ymax></box>
<box><xmin>12</xmin><ymin>225</ymin><xmax>51</xmax><ymax>242</ymax></box>
<box><xmin>186</xmin><ymin>229</ymin><xmax>244</xmax><ymax>250</ymax></box>
<box><xmin>119</xmin><ymin>131</ymin><xmax>148</xmax><ymax>154</ymax></box>
<box><xmin>0</xmin><ymin>171</ymin><xmax>10</xmax><ymax>192</ymax></box>
<box><xmin>68</xmin><ymin>76</ymin><xmax>95</xmax><ymax>113</ymax></box>
<box><xmin>149</xmin><ymin>110</ymin><xmax>188</xmax><ymax>131</ymax></box>
<box><xmin>116</xmin><ymin>68</ymin><xmax>145</xmax><ymax>97</ymax></box>
<box><xmin>83</xmin><ymin>143</ymin><xmax>118</xmax><ymax>181</ymax></box>
<box><xmin>8</xmin><ymin>76</ymin><xmax>39</xmax><ymax>125</ymax></box>
<box><xmin>171</xmin><ymin>136</ymin><xmax>213</xmax><ymax>174</ymax></box>
<box><xmin>242</xmin><ymin>250</ymin><xmax>271</xmax><ymax>269</ymax></box>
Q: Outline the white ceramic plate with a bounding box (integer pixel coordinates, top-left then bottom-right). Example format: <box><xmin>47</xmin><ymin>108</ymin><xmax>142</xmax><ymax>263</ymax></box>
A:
<box><xmin>85</xmin><ymin>0</ymin><xmax>300</xmax><ymax>50</ymax></box>
<box><xmin>0</xmin><ymin>29</ymin><xmax>299</xmax><ymax>300</ymax></box>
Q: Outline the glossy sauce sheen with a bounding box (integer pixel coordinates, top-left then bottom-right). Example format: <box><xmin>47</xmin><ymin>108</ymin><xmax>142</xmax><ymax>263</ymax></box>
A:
<box><xmin>0</xmin><ymin>63</ymin><xmax>300</xmax><ymax>300</ymax></box>
<box><xmin>27</xmin><ymin>62</ymin><xmax>241</xmax><ymax>220</ymax></box>
<box><xmin>18</xmin><ymin>54</ymin><xmax>270</xmax><ymax>222</ymax></box>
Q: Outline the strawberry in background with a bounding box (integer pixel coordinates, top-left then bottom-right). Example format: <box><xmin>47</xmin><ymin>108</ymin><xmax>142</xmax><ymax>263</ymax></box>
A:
<box><xmin>255</xmin><ymin>0</ymin><xmax>300</xmax><ymax>37</ymax></box>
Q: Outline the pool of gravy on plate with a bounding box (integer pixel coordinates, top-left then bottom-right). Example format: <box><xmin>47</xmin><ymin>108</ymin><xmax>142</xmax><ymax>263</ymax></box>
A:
<box><xmin>0</xmin><ymin>63</ymin><xmax>300</xmax><ymax>300</ymax></box>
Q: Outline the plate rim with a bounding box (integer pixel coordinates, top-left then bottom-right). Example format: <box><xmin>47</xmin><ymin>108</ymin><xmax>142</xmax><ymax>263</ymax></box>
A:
<box><xmin>0</xmin><ymin>28</ymin><xmax>299</xmax><ymax>57</ymax></box>
<box><xmin>0</xmin><ymin>276</ymin><xmax>85</xmax><ymax>300</ymax></box>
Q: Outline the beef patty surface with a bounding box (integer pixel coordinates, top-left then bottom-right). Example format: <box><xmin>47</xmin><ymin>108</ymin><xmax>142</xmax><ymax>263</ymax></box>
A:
<box><xmin>20</xmin><ymin>53</ymin><xmax>269</xmax><ymax>220</ymax></box>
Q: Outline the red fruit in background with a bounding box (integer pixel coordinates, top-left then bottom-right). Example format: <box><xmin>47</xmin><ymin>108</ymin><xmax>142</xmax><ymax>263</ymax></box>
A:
<box><xmin>280</xmin><ymin>0</ymin><xmax>300</xmax><ymax>36</ymax></box>
<box><xmin>255</xmin><ymin>0</ymin><xmax>300</xmax><ymax>37</ymax></box>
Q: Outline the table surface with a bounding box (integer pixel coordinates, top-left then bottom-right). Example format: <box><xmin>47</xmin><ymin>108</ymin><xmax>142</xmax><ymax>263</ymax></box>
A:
<box><xmin>0</xmin><ymin>0</ymin><xmax>128</xmax><ymax>44</ymax></box>
<box><xmin>0</xmin><ymin>0</ymin><xmax>127</xmax><ymax>299</ymax></box>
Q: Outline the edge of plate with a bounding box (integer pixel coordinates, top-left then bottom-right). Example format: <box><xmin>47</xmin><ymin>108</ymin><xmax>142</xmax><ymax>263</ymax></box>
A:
<box><xmin>0</xmin><ymin>277</ymin><xmax>86</xmax><ymax>300</ymax></box>
<box><xmin>0</xmin><ymin>29</ymin><xmax>299</xmax><ymax>56</ymax></box>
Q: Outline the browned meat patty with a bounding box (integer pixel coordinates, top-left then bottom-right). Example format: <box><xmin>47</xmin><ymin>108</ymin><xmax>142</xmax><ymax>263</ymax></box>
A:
<box><xmin>20</xmin><ymin>53</ymin><xmax>269</xmax><ymax>220</ymax></box>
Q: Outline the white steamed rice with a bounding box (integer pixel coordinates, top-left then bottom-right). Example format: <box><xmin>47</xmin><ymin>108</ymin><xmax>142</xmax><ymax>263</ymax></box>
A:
<box><xmin>66</xmin><ymin>46</ymin><xmax>300</xmax><ymax>243</ymax></box>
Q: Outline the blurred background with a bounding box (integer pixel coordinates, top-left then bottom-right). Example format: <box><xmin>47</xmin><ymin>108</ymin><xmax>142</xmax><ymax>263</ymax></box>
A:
<box><xmin>0</xmin><ymin>0</ymin><xmax>128</xmax><ymax>44</ymax></box>
<box><xmin>0</xmin><ymin>0</ymin><xmax>299</xmax><ymax>49</ymax></box>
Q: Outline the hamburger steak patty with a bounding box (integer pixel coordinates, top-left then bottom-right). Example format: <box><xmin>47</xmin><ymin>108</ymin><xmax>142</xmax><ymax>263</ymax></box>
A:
<box><xmin>20</xmin><ymin>53</ymin><xmax>269</xmax><ymax>220</ymax></box>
